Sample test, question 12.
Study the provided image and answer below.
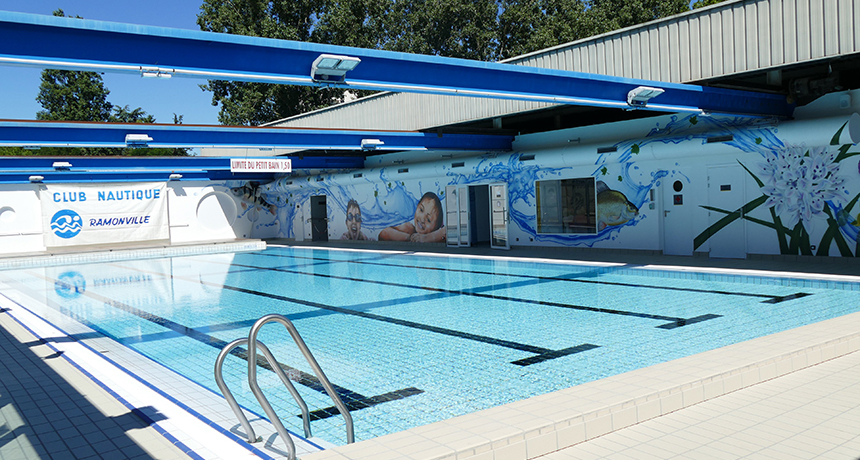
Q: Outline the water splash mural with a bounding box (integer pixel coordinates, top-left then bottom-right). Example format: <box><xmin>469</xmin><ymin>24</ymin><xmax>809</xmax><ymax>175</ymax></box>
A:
<box><xmin>257</xmin><ymin>113</ymin><xmax>859</xmax><ymax>254</ymax></box>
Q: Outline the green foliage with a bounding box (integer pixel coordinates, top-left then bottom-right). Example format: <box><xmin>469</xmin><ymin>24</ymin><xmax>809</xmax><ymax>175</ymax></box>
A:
<box><xmin>586</xmin><ymin>0</ymin><xmax>689</xmax><ymax>33</ymax></box>
<box><xmin>691</xmin><ymin>0</ymin><xmax>729</xmax><ymax>9</ymax></box>
<box><xmin>36</xmin><ymin>70</ymin><xmax>113</xmax><ymax>122</ymax></box>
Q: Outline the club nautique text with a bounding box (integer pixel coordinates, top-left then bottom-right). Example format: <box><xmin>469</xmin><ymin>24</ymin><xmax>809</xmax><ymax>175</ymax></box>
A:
<box><xmin>51</xmin><ymin>188</ymin><xmax>162</xmax><ymax>203</ymax></box>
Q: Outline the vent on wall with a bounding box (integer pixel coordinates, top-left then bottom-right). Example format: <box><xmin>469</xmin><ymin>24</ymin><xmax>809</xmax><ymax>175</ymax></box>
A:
<box><xmin>284</xmin><ymin>180</ymin><xmax>293</xmax><ymax>185</ymax></box>
<box><xmin>706</xmin><ymin>135</ymin><xmax>734</xmax><ymax>143</ymax></box>
<box><xmin>398</xmin><ymin>168</ymin><xmax>409</xmax><ymax>174</ymax></box>
<box><xmin>353</xmin><ymin>173</ymin><xmax>363</xmax><ymax>178</ymax></box>
<box><xmin>520</xmin><ymin>154</ymin><xmax>535</xmax><ymax>161</ymax></box>
<box><xmin>451</xmin><ymin>162</ymin><xmax>465</xmax><ymax>168</ymax></box>
<box><xmin>316</xmin><ymin>177</ymin><xmax>325</xmax><ymax>182</ymax></box>
<box><xmin>597</xmin><ymin>146</ymin><xmax>617</xmax><ymax>154</ymax></box>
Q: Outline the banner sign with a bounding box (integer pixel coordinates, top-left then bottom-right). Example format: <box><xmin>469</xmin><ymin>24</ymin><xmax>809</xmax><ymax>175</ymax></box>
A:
<box><xmin>230</xmin><ymin>158</ymin><xmax>292</xmax><ymax>173</ymax></box>
<box><xmin>41</xmin><ymin>183</ymin><xmax>169</xmax><ymax>247</ymax></box>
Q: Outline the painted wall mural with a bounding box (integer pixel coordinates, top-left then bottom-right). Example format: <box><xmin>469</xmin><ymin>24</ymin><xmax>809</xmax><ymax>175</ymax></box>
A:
<box><xmin>256</xmin><ymin>109</ymin><xmax>860</xmax><ymax>257</ymax></box>
<box><xmin>694</xmin><ymin>122</ymin><xmax>860</xmax><ymax>256</ymax></box>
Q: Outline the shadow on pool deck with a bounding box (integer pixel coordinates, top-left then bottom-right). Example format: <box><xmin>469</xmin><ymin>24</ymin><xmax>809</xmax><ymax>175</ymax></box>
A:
<box><xmin>0</xmin><ymin>310</ymin><xmax>190</xmax><ymax>460</ymax></box>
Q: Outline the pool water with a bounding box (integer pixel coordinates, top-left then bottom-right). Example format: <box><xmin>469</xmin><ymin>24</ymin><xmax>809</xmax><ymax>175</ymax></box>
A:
<box><xmin>1</xmin><ymin>246</ymin><xmax>858</xmax><ymax>446</ymax></box>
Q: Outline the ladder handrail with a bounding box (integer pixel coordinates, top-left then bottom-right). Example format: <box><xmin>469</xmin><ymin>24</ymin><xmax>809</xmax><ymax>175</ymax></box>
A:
<box><xmin>214</xmin><ymin>338</ymin><xmax>313</xmax><ymax>445</ymax></box>
<box><xmin>248</xmin><ymin>314</ymin><xmax>355</xmax><ymax>445</ymax></box>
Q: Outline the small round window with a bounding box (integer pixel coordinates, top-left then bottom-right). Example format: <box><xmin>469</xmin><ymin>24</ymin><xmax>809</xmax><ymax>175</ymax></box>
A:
<box><xmin>673</xmin><ymin>180</ymin><xmax>683</xmax><ymax>192</ymax></box>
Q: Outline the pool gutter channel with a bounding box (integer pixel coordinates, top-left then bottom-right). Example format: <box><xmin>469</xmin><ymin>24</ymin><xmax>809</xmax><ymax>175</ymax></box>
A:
<box><xmin>302</xmin><ymin>311</ymin><xmax>860</xmax><ymax>460</ymax></box>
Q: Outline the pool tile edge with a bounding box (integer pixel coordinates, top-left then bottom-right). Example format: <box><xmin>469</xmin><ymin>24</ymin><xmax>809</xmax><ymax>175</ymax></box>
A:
<box><xmin>302</xmin><ymin>311</ymin><xmax>860</xmax><ymax>460</ymax></box>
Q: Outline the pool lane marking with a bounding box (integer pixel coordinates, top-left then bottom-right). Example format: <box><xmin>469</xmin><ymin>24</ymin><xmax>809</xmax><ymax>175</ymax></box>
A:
<box><xmin>111</xmin><ymin>263</ymin><xmax>600</xmax><ymax>365</ymax></box>
<box><xmin>226</xmin><ymin>262</ymin><xmax>713</xmax><ymax>329</ymax></box>
<box><xmin>247</xmin><ymin>251</ymin><xmax>810</xmax><ymax>304</ymax></box>
<box><xmin>26</xmin><ymin>271</ymin><xmax>425</xmax><ymax>420</ymax></box>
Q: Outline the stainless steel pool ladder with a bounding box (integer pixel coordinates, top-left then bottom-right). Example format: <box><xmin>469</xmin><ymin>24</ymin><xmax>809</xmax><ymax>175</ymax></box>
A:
<box><xmin>214</xmin><ymin>314</ymin><xmax>355</xmax><ymax>460</ymax></box>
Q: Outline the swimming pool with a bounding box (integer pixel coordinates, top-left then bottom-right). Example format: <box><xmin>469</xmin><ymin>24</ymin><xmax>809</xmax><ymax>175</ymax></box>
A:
<box><xmin>1</xmin><ymin>245</ymin><xmax>858</xmax><ymax>452</ymax></box>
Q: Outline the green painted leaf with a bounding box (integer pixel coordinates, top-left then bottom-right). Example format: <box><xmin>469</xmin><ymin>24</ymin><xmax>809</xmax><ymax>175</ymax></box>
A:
<box><xmin>617</xmin><ymin>175</ymin><xmax>623</xmax><ymax>182</ymax></box>
<box><xmin>830</xmin><ymin>121</ymin><xmax>849</xmax><ymax>145</ymax></box>
<box><xmin>631</xmin><ymin>144</ymin><xmax>640</xmax><ymax>154</ymax></box>
<box><xmin>694</xmin><ymin>195</ymin><xmax>767</xmax><ymax>250</ymax></box>
<box><xmin>755</xmin><ymin>137</ymin><xmax>762</xmax><ymax>144</ymax></box>
<box><xmin>689</xmin><ymin>116</ymin><xmax>698</xmax><ymax>125</ymax></box>
<box><xmin>701</xmin><ymin>205</ymin><xmax>775</xmax><ymax>229</ymax></box>
<box><xmin>600</xmin><ymin>167</ymin><xmax>608</xmax><ymax>175</ymax></box>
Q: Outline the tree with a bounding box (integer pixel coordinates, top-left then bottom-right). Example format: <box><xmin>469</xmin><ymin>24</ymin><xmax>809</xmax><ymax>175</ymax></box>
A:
<box><xmin>585</xmin><ymin>0</ymin><xmax>690</xmax><ymax>35</ymax></box>
<box><xmin>386</xmin><ymin>0</ymin><xmax>499</xmax><ymax>61</ymax></box>
<box><xmin>36</xmin><ymin>70</ymin><xmax>113</xmax><ymax>122</ymax></box>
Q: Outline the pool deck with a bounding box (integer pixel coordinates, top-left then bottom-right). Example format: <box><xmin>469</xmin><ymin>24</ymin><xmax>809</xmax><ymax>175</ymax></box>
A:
<box><xmin>1</xmin><ymin>241</ymin><xmax>859</xmax><ymax>460</ymax></box>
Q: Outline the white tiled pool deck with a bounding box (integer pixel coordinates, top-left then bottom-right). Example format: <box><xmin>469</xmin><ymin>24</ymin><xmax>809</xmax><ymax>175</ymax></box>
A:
<box><xmin>1</xmin><ymin>241</ymin><xmax>859</xmax><ymax>460</ymax></box>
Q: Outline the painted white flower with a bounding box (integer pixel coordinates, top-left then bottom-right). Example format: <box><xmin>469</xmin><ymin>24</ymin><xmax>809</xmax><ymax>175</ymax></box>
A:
<box><xmin>758</xmin><ymin>146</ymin><xmax>847</xmax><ymax>229</ymax></box>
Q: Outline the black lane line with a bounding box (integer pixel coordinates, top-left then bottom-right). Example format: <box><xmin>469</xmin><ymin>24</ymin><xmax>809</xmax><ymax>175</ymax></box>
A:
<box><xmin>227</xmin><ymin>262</ymin><xmax>716</xmax><ymax>328</ymax></box>
<box><xmin>27</xmin><ymin>273</ymin><xmax>423</xmax><ymax>417</ymax></box>
<box><xmin>252</xmin><ymin>251</ymin><xmax>809</xmax><ymax>304</ymax></box>
<box><xmin>762</xmin><ymin>292</ymin><xmax>813</xmax><ymax>304</ymax></box>
<box><xmin>510</xmin><ymin>344</ymin><xmax>601</xmax><ymax>366</ymax></box>
<box><xmin>305</xmin><ymin>388</ymin><xmax>425</xmax><ymax>421</ymax></box>
<box><xmin>656</xmin><ymin>314</ymin><xmax>723</xmax><ymax>330</ymax></box>
<box><xmin>116</xmin><ymin>264</ymin><xmax>600</xmax><ymax>365</ymax></box>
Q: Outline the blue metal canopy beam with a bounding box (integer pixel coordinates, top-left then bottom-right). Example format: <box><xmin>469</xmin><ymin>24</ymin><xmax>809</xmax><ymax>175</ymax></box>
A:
<box><xmin>0</xmin><ymin>119</ymin><xmax>514</xmax><ymax>151</ymax></box>
<box><xmin>0</xmin><ymin>156</ymin><xmax>363</xmax><ymax>184</ymax></box>
<box><xmin>0</xmin><ymin>11</ymin><xmax>794</xmax><ymax>118</ymax></box>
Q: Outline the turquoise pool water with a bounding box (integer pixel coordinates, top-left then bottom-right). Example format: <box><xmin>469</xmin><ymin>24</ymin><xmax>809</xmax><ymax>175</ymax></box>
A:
<box><xmin>1</xmin><ymin>246</ymin><xmax>858</xmax><ymax>446</ymax></box>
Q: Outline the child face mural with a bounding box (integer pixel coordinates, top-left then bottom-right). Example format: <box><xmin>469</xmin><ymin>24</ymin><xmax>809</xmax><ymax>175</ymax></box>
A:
<box><xmin>413</xmin><ymin>196</ymin><xmax>441</xmax><ymax>234</ymax></box>
<box><xmin>341</xmin><ymin>200</ymin><xmax>369</xmax><ymax>240</ymax></box>
<box><xmin>345</xmin><ymin>203</ymin><xmax>362</xmax><ymax>237</ymax></box>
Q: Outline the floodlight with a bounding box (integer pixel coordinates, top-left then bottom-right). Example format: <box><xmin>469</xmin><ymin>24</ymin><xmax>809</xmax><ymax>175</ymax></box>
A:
<box><xmin>29</xmin><ymin>175</ymin><xmax>44</xmax><ymax>183</ymax></box>
<box><xmin>52</xmin><ymin>161</ymin><xmax>72</xmax><ymax>170</ymax></box>
<box><xmin>360</xmin><ymin>139</ymin><xmax>384</xmax><ymax>150</ymax></box>
<box><xmin>627</xmin><ymin>86</ymin><xmax>665</xmax><ymax>108</ymax></box>
<box><xmin>140</xmin><ymin>66</ymin><xmax>174</xmax><ymax>79</ymax></box>
<box><xmin>125</xmin><ymin>134</ymin><xmax>153</xmax><ymax>146</ymax></box>
<box><xmin>311</xmin><ymin>54</ymin><xmax>361</xmax><ymax>83</ymax></box>
<box><xmin>168</xmin><ymin>174</ymin><xmax>182</xmax><ymax>180</ymax></box>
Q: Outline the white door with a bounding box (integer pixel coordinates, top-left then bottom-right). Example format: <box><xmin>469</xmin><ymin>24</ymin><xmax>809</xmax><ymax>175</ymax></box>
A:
<box><xmin>445</xmin><ymin>185</ymin><xmax>459</xmax><ymax>247</ymax></box>
<box><xmin>662</xmin><ymin>177</ymin><xmax>693</xmax><ymax>256</ymax></box>
<box><xmin>708</xmin><ymin>165</ymin><xmax>746</xmax><ymax>258</ymax></box>
<box><xmin>458</xmin><ymin>186</ymin><xmax>471</xmax><ymax>247</ymax></box>
<box><xmin>294</xmin><ymin>204</ymin><xmax>305</xmax><ymax>242</ymax></box>
<box><xmin>490</xmin><ymin>183</ymin><xmax>510</xmax><ymax>250</ymax></box>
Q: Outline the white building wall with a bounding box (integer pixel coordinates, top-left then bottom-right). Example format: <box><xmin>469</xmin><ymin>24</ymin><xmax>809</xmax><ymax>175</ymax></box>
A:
<box><xmin>262</xmin><ymin>91</ymin><xmax>860</xmax><ymax>259</ymax></box>
<box><xmin>0</xmin><ymin>180</ymin><xmax>279</xmax><ymax>257</ymax></box>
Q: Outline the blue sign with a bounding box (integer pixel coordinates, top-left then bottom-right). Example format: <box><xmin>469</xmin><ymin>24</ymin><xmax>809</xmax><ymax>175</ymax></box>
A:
<box><xmin>50</xmin><ymin>209</ymin><xmax>83</xmax><ymax>239</ymax></box>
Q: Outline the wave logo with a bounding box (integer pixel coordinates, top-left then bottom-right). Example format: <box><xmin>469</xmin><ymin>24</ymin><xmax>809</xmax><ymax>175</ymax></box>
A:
<box><xmin>55</xmin><ymin>271</ymin><xmax>86</xmax><ymax>299</ymax></box>
<box><xmin>50</xmin><ymin>209</ymin><xmax>83</xmax><ymax>239</ymax></box>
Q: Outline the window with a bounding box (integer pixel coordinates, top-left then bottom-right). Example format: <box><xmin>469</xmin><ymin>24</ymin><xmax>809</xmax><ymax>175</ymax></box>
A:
<box><xmin>536</xmin><ymin>177</ymin><xmax>597</xmax><ymax>234</ymax></box>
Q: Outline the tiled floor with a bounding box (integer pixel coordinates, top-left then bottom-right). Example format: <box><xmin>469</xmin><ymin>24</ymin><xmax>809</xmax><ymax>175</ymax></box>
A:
<box><xmin>1</xmin><ymin>240</ymin><xmax>859</xmax><ymax>460</ymax></box>
<box><xmin>0</xmin><ymin>310</ymin><xmax>190</xmax><ymax>460</ymax></box>
<box><xmin>544</xmin><ymin>349</ymin><xmax>860</xmax><ymax>460</ymax></box>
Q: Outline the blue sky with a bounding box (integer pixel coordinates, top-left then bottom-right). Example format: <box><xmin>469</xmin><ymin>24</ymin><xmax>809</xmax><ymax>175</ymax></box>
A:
<box><xmin>0</xmin><ymin>1</ymin><xmax>221</xmax><ymax>125</ymax></box>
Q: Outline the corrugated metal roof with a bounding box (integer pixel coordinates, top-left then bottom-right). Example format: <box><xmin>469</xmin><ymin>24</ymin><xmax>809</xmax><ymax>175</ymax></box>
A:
<box><xmin>269</xmin><ymin>0</ymin><xmax>860</xmax><ymax>131</ymax></box>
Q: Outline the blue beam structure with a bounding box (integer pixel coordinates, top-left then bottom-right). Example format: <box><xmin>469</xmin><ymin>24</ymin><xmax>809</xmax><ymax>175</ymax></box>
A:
<box><xmin>0</xmin><ymin>119</ymin><xmax>514</xmax><ymax>151</ymax></box>
<box><xmin>0</xmin><ymin>11</ymin><xmax>794</xmax><ymax>118</ymax></box>
<box><xmin>0</xmin><ymin>156</ymin><xmax>363</xmax><ymax>184</ymax></box>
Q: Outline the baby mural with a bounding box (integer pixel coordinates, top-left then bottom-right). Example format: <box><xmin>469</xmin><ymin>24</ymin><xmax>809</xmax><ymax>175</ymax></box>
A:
<box><xmin>596</xmin><ymin>181</ymin><xmax>639</xmax><ymax>231</ymax></box>
<box><xmin>378</xmin><ymin>192</ymin><xmax>446</xmax><ymax>243</ymax></box>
